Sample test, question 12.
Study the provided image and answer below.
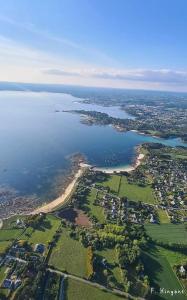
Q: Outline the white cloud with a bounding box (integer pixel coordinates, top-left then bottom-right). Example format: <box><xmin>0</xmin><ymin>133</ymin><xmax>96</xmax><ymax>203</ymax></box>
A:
<box><xmin>0</xmin><ymin>21</ymin><xmax>187</xmax><ymax>91</ymax></box>
<box><xmin>43</xmin><ymin>67</ymin><xmax>187</xmax><ymax>84</ymax></box>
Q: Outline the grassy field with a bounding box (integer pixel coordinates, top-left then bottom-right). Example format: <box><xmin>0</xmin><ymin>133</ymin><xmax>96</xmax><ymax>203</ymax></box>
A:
<box><xmin>2</xmin><ymin>215</ymin><xmax>26</xmax><ymax>229</ymax></box>
<box><xmin>20</xmin><ymin>214</ymin><xmax>61</xmax><ymax>246</ymax></box>
<box><xmin>49</xmin><ymin>228</ymin><xmax>87</xmax><ymax>278</ymax></box>
<box><xmin>0</xmin><ymin>241</ymin><xmax>11</xmax><ymax>254</ymax></box>
<box><xmin>85</xmin><ymin>188</ymin><xmax>106</xmax><ymax>223</ymax></box>
<box><xmin>0</xmin><ymin>266</ymin><xmax>7</xmax><ymax>284</ymax></box>
<box><xmin>98</xmin><ymin>174</ymin><xmax>157</xmax><ymax>204</ymax></box>
<box><xmin>142</xmin><ymin>247</ymin><xmax>186</xmax><ymax>300</ymax></box>
<box><xmin>0</xmin><ymin>266</ymin><xmax>9</xmax><ymax>298</ymax></box>
<box><xmin>158</xmin><ymin>246</ymin><xmax>187</xmax><ymax>266</ymax></box>
<box><xmin>98</xmin><ymin>175</ymin><xmax>121</xmax><ymax>194</ymax></box>
<box><xmin>0</xmin><ymin>229</ymin><xmax>23</xmax><ymax>241</ymax></box>
<box><xmin>157</xmin><ymin>209</ymin><xmax>170</xmax><ymax>223</ymax></box>
<box><xmin>95</xmin><ymin>248</ymin><xmax>123</xmax><ymax>288</ymax></box>
<box><xmin>118</xmin><ymin>176</ymin><xmax>157</xmax><ymax>204</ymax></box>
<box><xmin>65</xmin><ymin>278</ymin><xmax>126</xmax><ymax>300</ymax></box>
<box><xmin>145</xmin><ymin>224</ymin><xmax>187</xmax><ymax>244</ymax></box>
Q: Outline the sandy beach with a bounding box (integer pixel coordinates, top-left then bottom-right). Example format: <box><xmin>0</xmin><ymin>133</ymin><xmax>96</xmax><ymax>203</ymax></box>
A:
<box><xmin>31</xmin><ymin>152</ymin><xmax>145</xmax><ymax>214</ymax></box>
<box><xmin>32</xmin><ymin>166</ymin><xmax>86</xmax><ymax>214</ymax></box>
<box><xmin>93</xmin><ymin>153</ymin><xmax>145</xmax><ymax>174</ymax></box>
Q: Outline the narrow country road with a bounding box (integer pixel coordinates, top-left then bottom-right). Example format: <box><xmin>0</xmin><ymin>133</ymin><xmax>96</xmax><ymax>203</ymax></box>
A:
<box><xmin>47</xmin><ymin>267</ymin><xmax>145</xmax><ymax>300</ymax></box>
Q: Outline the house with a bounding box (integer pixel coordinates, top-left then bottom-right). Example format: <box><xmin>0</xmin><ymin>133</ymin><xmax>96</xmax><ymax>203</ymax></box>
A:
<box><xmin>2</xmin><ymin>279</ymin><xmax>14</xmax><ymax>289</ymax></box>
<box><xmin>179</xmin><ymin>265</ymin><xmax>186</xmax><ymax>275</ymax></box>
<box><xmin>34</xmin><ymin>244</ymin><xmax>45</xmax><ymax>254</ymax></box>
<box><xmin>14</xmin><ymin>279</ymin><xmax>21</xmax><ymax>289</ymax></box>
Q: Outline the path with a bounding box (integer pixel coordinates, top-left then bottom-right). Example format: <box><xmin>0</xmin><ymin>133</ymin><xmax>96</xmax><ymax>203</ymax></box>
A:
<box><xmin>47</xmin><ymin>268</ymin><xmax>145</xmax><ymax>300</ymax></box>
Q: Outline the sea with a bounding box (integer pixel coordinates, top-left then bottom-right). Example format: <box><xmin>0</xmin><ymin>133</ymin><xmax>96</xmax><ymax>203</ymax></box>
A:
<box><xmin>0</xmin><ymin>90</ymin><xmax>186</xmax><ymax>202</ymax></box>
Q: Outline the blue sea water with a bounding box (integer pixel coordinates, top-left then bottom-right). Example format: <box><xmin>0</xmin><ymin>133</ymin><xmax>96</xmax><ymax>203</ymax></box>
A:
<box><xmin>0</xmin><ymin>91</ymin><xmax>186</xmax><ymax>201</ymax></box>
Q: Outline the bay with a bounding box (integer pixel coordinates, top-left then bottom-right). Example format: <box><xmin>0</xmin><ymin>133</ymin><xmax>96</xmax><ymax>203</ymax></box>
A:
<box><xmin>0</xmin><ymin>91</ymin><xmax>185</xmax><ymax>201</ymax></box>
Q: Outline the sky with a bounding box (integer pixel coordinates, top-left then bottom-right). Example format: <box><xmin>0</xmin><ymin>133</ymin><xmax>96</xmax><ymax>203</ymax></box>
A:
<box><xmin>0</xmin><ymin>0</ymin><xmax>187</xmax><ymax>91</ymax></box>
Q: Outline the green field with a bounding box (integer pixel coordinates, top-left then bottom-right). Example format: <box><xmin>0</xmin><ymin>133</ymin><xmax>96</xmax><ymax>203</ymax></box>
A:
<box><xmin>97</xmin><ymin>174</ymin><xmax>157</xmax><ymax>204</ymax></box>
<box><xmin>20</xmin><ymin>214</ymin><xmax>61</xmax><ymax>246</ymax></box>
<box><xmin>2</xmin><ymin>215</ymin><xmax>26</xmax><ymax>229</ymax></box>
<box><xmin>145</xmin><ymin>224</ymin><xmax>187</xmax><ymax>244</ymax></box>
<box><xmin>0</xmin><ymin>266</ymin><xmax>9</xmax><ymax>298</ymax></box>
<box><xmin>0</xmin><ymin>266</ymin><xmax>7</xmax><ymax>284</ymax></box>
<box><xmin>158</xmin><ymin>246</ymin><xmax>187</xmax><ymax>266</ymax></box>
<box><xmin>0</xmin><ymin>241</ymin><xmax>11</xmax><ymax>254</ymax></box>
<box><xmin>65</xmin><ymin>278</ymin><xmax>126</xmax><ymax>300</ymax></box>
<box><xmin>0</xmin><ymin>229</ymin><xmax>23</xmax><ymax>241</ymax></box>
<box><xmin>118</xmin><ymin>176</ymin><xmax>157</xmax><ymax>204</ymax></box>
<box><xmin>49</xmin><ymin>228</ymin><xmax>87</xmax><ymax>278</ymax></box>
<box><xmin>95</xmin><ymin>248</ymin><xmax>123</xmax><ymax>288</ymax></box>
<box><xmin>157</xmin><ymin>209</ymin><xmax>170</xmax><ymax>223</ymax></box>
<box><xmin>98</xmin><ymin>175</ymin><xmax>121</xmax><ymax>194</ymax></box>
<box><xmin>85</xmin><ymin>188</ymin><xmax>106</xmax><ymax>223</ymax></box>
<box><xmin>142</xmin><ymin>247</ymin><xmax>186</xmax><ymax>300</ymax></box>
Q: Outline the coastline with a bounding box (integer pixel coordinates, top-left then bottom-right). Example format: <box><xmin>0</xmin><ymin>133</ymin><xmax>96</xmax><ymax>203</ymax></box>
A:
<box><xmin>93</xmin><ymin>152</ymin><xmax>145</xmax><ymax>174</ymax></box>
<box><xmin>0</xmin><ymin>150</ymin><xmax>145</xmax><ymax>219</ymax></box>
<box><xmin>31</xmin><ymin>151</ymin><xmax>145</xmax><ymax>214</ymax></box>
<box><xmin>32</xmin><ymin>164</ymin><xmax>87</xmax><ymax>214</ymax></box>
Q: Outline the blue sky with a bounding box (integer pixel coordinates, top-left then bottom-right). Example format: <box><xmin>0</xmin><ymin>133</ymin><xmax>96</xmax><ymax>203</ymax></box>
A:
<box><xmin>0</xmin><ymin>0</ymin><xmax>187</xmax><ymax>91</ymax></box>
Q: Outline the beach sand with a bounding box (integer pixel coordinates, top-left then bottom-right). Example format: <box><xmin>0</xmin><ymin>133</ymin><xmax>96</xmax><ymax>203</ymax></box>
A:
<box><xmin>93</xmin><ymin>153</ymin><xmax>145</xmax><ymax>174</ymax></box>
<box><xmin>32</xmin><ymin>152</ymin><xmax>144</xmax><ymax>214</ymax></box>
<box><xmin>32</xmin><ymin>166</ymin><xmax>86</xmax><ymax>214</ymax></box>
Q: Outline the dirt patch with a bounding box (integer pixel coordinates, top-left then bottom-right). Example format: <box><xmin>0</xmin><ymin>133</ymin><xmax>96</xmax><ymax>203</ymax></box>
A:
<box><xmin>58</xmin><ymin>208</ymin><xmax>92</xmax><ymax>227</ymax></box>
<box><xmin>75</xmin><ymin>210</ymin><xmax>92</xmax><ymax>227</ymax></box>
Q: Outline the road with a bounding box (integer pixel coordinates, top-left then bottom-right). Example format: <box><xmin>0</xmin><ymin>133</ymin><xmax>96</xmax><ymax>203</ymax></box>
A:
<box><xmin>47</xmin><ymin>267</ymin><xmax>145</xmax><ymax>300</ymax></box>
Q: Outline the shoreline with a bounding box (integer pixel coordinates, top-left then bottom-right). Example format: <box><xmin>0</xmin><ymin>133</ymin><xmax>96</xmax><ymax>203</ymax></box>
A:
<box><xmin>93</xmin><ymin>152</ymin><xmax>145</xmax><ymax>174</ymax></box>
<box><xmin>0</xmin><ymin>151</ymin><xmax>145</xmax><ymax>219</ymax></box>
<box><xmin>31</xmin><ymin>164</ymin><xmax>87</xmax><ymax>214</ymax></box>
<box><xmin>31</xmin><ymin>151</ymin><xmax>145</xmax><ymax>215</ymax></box>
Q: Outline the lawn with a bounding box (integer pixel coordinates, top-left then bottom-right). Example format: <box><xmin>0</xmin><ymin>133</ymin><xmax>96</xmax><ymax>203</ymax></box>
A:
<box><xmin>0</xmin><ymin>229</ymin><xmax>23</xmax><ymax>241</ymax></box>
<box><xmin>85</xmin><ymin>188</ymin><xmax>106</xmax><ymax>223</ymax></box>
<box><xmin>158</xmin><ymin>246</ymin><xmax>187</xmax><ymax>266</ymax></box>
<box><xmin>98</xmin><ymin>175</ymin><xmax>121</xmax><ymax>194</ymax></box>
<box><xmin>142</xmin><ymin>247</ymin><xmax>186</xmax><ymax>300</ymax></box>
<box><xmin>0</xmin><ymin>241</ymin><xmax>11</xmax><ymax>254</ymax></box>
<box><xmin>157</xmin><ymin>209</ymin><xmax>170</xmax><ymax>223</ymax></box>
<box><xmin>20</xmin><ymin>214</ymin><xmax>61</xmax><ymax>247</ymax></box>
<box><xmin>2</xmin><ymin>215</ymin><xmax>26</xmax><ymax>229</ymax></box>
<box><xmin>0</xmin><ymin>266</ymin><xmax>9</xmax><ymax>298</ymax></box>
<box><xmin>65</xmin><ymin>278</ymin><xmax>126</xmax><ymax>300</ymax></box>
<box><xmin>0</xmin><ymin>266</ymin><xmax>7</xmax><ymax>284</ymax></box>
<box><xmin>95</xmin><ymin>248</ymin><xmax>123</xmax><ymax>288</ymax></box>
<box><xmin>145</xmin><ymin>224</ymin><xmax>187</xmax><ymax>244</ymax></box>
<box><xmin>49</xmin><ymin>228</ymin><xmax>87</xmax><ymax>278</ymax></box>
<box><xmin>118</xmin><ymin>176</ymin><xmax>157</xmax><ymax>204</ymax></box>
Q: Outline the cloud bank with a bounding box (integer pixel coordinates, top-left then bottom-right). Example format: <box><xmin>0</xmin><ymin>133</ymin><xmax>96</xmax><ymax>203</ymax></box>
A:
<box><xmin>44</xmin><ymin>68</ymin><xmax>187</xmax><ymax>85</ymax></box>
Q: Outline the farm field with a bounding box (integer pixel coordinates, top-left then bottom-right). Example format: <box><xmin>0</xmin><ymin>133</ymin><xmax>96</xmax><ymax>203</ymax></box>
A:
<box><xmin>158</xmin><ymin>246</ymin><xmax>187</xmax><ymax>266</ymax></box>
<box><xmin>98</xmin><ymin>175</ymin><xmax>121</xmax><ymax>194</ymax></box>
<box><xmin>97</xmin><ymin>174</ymin><xmax>157</xmax><ymax>204</ymax></box>
<box><xmin>0</xmin><ymin>241</ymin><xmax>11</xmax><ymax>255</ymax></box>
<box><xmin>95</xmin><ymin>248</ymin><xmax>123</xmax><ymax>288</ymax></box>
<box><xmin>1</xmin><ymin>215</ymin><xmax>26</xmax><ymax>229</ymax></box>
<box><xmin>142</xmin><ymin>248</ymin><xmax>186</xmax><ymax>300</ymax></box>
<box><xmin>145</xmin><ymin>224</ymin><xmax>187</xmax><ymax>244</ymax></box>
<box><xmin>118</xmin><ymin>176</ymin><xmax>157</xmax><ymax>204</ymax></box>
<box><xmin>49</xmin><ymin>227</ymin><xmax>87</xmax><ymax>278</ymax></box>
<box><xmin>20</xmin><ymin>214</ymin><xmax>61</xmax><ymax>246</ymax></box>
<box><xmin>157</xmin><ymin>209</ymin><xmax>170</xmax><ymax>223</ymax></box>
<box><xmin>65</xmin><ymin>278</ymin><xmax>126</xmax><ymax>300</ymax></box>
<box><xmin>85</xmin><ymin>188</ymin><xmax>106</xmax><ymax>224</ymax></box>
<box><xmin>0</xmin><ymin>266</ymin><xmax>9</xmax><ymax>298</ymax></box>
<box><xmin>0</xmin><ymin>229</ymin><xmax>23</xmax><ymax>241</ymax></box>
